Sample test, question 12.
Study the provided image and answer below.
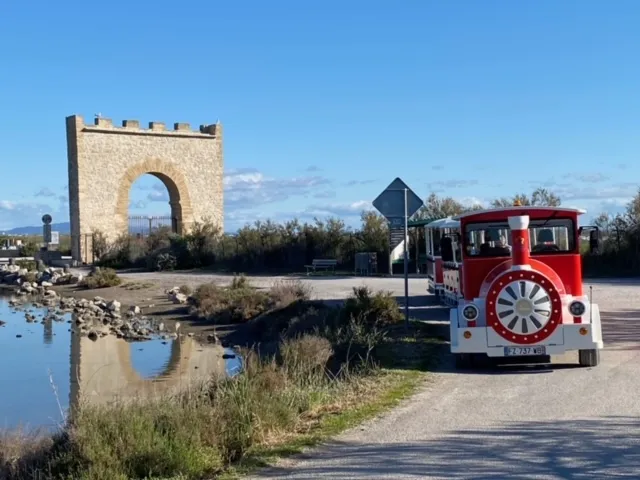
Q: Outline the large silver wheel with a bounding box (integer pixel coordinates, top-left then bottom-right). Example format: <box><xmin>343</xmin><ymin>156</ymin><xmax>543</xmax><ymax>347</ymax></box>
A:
<box><xmin>495</xmin><ymin>280</ymin><xmax>553</xmax><ymax>336</ymax></box>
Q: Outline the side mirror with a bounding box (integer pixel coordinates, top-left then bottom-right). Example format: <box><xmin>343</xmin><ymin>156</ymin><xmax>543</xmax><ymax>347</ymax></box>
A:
<box><xmin>589</xmin><ymin>230</ymin><xmax>599</xmax><ymax>254</ymax></box>
<box><xmin>579</xmin><ymin>225</ymin><xmax>600</xmax><ymax>254</ymax></box>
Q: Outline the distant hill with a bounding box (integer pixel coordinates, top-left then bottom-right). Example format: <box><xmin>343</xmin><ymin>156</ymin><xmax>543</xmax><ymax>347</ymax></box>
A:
<box><xmin>1</xmin><ymin>222</ymin><xmax>71</xmax><ymax>236</ymax></box>
<box><xmin>2</xmin><ymin>222</ymin><xmax>239</xmax><ymax>236</ymax></box>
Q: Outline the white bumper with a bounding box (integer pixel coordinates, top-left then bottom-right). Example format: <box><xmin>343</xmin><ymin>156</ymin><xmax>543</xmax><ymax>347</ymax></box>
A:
<box><xmin>450</xmin><ymin>304</ymin><xmax>604</xmax><ymax>357</ymax></box>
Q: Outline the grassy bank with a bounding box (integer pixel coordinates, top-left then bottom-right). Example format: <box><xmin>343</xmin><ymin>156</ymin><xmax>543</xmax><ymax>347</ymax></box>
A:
<box><xmin>0</xmin><ymin>277</ymin><xmax>444</xmax><ymax>480</ymax></box>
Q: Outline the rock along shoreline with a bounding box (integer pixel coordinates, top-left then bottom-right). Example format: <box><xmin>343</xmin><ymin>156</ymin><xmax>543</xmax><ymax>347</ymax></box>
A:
<box><xmin>0</xmin><ymin>263</ymin><xmax>196</xmax><ymax>343</ymax></box>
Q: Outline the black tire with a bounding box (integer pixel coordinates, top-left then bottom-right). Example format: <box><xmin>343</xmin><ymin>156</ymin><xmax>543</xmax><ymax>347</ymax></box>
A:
<box><xmin>578</xmin><ymin>349</ymin><xmax>600</xmax><ymax>367</ymax></box>
<box><xmin>471</xmin><ymin>353</ymin><xmax>492</xmax><ymax>369</ymax></box>
<box><xmin>454</xmin><ymin>353</ymin><xmax>472</xmax><ymax>369</ymax></box>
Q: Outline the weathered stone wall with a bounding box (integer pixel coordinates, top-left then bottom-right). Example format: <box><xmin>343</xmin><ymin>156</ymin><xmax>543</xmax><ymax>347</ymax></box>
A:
<box><xmin>65</xmin><ymin>115</ymin><xmax>224</xmax><ymax>263</ymax></box>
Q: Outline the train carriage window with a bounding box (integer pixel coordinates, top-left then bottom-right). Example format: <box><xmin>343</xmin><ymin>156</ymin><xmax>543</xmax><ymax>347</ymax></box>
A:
<box><xmin>464</xmin><ymin>218</ymin><xmax>576</xmax><ymax>257</ymax></box>
<box><xmin>432</xmin><ymin>229</ymin><xmax>442</xmax><ymax>256</ymax></box>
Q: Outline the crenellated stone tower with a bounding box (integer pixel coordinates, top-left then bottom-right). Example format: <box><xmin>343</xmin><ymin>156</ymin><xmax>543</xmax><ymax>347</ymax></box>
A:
<box><xmin>65</xmin><ymin>115</ymin><xmax>224</xmax><ymax>264</ymax></box>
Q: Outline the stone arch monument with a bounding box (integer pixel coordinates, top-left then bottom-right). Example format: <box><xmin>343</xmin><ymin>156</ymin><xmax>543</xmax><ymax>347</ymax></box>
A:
<box><xmin>65</xmin><ymin>115</ymin><xmax>224</xmax><ymax>263</ymax></box>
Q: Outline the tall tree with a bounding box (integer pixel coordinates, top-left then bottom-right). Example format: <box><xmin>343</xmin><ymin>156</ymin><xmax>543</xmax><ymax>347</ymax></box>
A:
<box><xmin>415</xmin><ymin>193</ymin><xmax>476</xmax><ymax>220</ymax></box>
<box><xmin>624</xmin><ymin>187</ymin><xmax>640</xmax><ymax>226</ymax></box>
<box><xmin>531</xmin><ymin>188</ymin><xmax>561</xmax><ymax>206</ymax></box>
<box><xmin>491</xmin><ymin>188</ymin><xmax>561</xmax><ymax>207</ymax></box>
<box><xmin>358</xmin><ymin>210</ymin><xmax>389</xmax><ymax>252</ymax></box>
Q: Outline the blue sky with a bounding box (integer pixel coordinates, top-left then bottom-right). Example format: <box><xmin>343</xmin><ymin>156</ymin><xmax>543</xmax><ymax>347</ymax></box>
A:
<box><xmin>1</xmin><ymin>0</ymin><xmax>639</xmax><ymax>231</ymax></box>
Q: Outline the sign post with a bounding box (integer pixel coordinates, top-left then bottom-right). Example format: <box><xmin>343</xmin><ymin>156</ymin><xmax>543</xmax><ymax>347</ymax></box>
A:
<box><xmin>42</xmin><ymin>214</ymin><xmax>52</xmax><ymax>251</ymax></box>
<box><xmin>372</xmin><ymin>178</ymin><xmax>424</xmax><ymax>328</ymax></box>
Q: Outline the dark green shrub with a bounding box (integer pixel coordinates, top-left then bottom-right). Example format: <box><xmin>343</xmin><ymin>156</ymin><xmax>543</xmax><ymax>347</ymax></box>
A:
<box><xmin>19</xmin><ymin>242</ymin><xmax>39</xmax><ymax>257</ymax></box>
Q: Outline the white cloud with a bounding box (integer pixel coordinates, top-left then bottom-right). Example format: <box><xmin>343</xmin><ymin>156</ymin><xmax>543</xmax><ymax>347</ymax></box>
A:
<box><xmin>313</xmin><ymin>190</ymin><xmax>337</xmax><ymax>199</ymax></box>
<box><xmin>426</xmin><ymin>179</ymin><xmax>479</xmax><ymax>193</ymax></box>
<box><xmin>556</xmin><ymin>183</ymin><xmax>637</xmax><ymax>202</ymax></box>
<box><xmin>34</xmin><ymin>187</ymin><xmax>57</xmax><ymax>198</ymax></box>
<box><xmin>130</xmin><ymin>200</ymin><xmax>148</xmax><ymax>209</ymax></box>
<box><xmin>456</xmin><ymin>196</ymin><xmax>489</xmax><ymax>208</ymax></box>
<box><xmin>0</xmin><ymin>201</ymin><xmax>18</xmax><ymax>211</ymax></box>
<box><xmin>345</xmin><ymin>179</ymin><xmax>376</xmax><ymax>187</ymax></box>
<box><xmin>224</xmin><ymin>168</ymin><xmax>331</xmax><ymax>210</ymax></box>
<box><xmin>223</xmin><ymin>200</ymin><xmax>375</xmax><ymax>231</ymax></box>
<box><xmin>303</xmin><ymin>200</ymin><xmax>372</xmax><ymax>217</ymax></box>
<box><xmin>571</xmin><ymin>173</ymin><xmax>610</xmax><ymax>183</ymax></box>
<box><xmin>147</xmin><ymin>183</ymin><xmax>169</xmax><ymax>202</ymax></box>
<box><xmin>0</xmin><ymin>200</ymin><xmax>67</xmax><ymax>230</ymax></box>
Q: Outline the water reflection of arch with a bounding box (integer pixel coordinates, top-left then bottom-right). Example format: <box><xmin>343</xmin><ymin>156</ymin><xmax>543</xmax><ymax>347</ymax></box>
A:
<box><xmin>69</xmin><ymin>332</ymin><xmax>226</xmax><ymax>411</ymax></box>
<box><xmin>115</xmin><ymin>334</ymin><xmax>189</xmax><ymax>385</ymax></box>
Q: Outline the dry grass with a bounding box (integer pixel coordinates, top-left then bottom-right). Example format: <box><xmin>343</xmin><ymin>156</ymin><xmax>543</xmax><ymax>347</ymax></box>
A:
<box><xmin>269</xmin><ymin>279</ymin><xmax>313</xmax><ymax>306</ymax></box>
<box><xmin>0</xmin><ymin>429</ymin><xmax>57</xmax><ymax>479</ymax></box>
<box><xmin>119</xmin><ymin>281</ymin><xmax>155</xmax><ymax>291</ymax></box>
<box><xmin>190</xmin><ymin>277</ymin><xmax>312</xmax><ymax>324</ymax></box>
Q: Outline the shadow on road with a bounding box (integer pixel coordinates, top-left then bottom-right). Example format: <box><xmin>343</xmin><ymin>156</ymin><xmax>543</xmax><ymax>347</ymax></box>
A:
<box><xmin>600</xmin><ymin>309</ymin><xmax>640</xmax><ymax>350</ymax></box>
<box><xmin>254</xmin><ymin>416</ymin><xmax>640</xmax><ymax>479</ymax></box>
<box><xmin>584</xmin><ymin>278</ymin><xmax>640</xmax><ymax>286</ymax></box>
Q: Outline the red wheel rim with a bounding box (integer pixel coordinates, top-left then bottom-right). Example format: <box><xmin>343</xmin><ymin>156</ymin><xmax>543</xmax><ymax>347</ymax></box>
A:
<box><xmin>486</xmin><ymin>270</ymin><xmax>562</xmax><ymax>345</ymax></box>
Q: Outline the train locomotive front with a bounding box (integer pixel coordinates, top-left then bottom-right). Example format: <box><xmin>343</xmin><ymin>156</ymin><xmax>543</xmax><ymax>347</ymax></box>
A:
<box><xmin>449</xmin><ymin>206</ymin><xmax>603</xmax><ymax>368</ymax></box>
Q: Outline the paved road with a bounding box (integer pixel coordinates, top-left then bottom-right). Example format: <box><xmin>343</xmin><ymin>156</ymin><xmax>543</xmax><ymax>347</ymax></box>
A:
<box><xmin>242</xmin><ymin>278</ymin><xmax>640</xmax><ymax>479</ymax></box>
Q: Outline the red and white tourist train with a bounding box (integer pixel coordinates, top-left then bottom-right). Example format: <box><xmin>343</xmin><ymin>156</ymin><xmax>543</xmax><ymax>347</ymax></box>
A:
<box><xmin>425</xmin><ymin>204</ymin><xmax>603</xmax><ymax>368</ymax></box>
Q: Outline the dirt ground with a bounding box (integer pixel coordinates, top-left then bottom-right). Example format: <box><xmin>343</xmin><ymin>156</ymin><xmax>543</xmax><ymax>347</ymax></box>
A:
<box><xmin>51</xmin><ymin>268</ymin><xmax>447</xmax><ymax>343</ymax></box>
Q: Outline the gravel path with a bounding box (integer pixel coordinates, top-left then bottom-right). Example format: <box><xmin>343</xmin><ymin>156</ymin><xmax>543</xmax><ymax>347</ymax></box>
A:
<box><xmin>239</xmin><ymin>278</ymin><xmax>640</xmax><ymax>479</ymax></box>
<box><xmin>115</xmin><ymin>271</ymin><xmax>430</xmax><ymax>300</ymax></box>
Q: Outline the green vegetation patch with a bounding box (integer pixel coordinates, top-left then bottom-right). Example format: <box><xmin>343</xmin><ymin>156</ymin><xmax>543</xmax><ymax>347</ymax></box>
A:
<box><xmin>80</xmin><ymin>268</ymin><xmax>122</xmax><ymax>289</ymax></box>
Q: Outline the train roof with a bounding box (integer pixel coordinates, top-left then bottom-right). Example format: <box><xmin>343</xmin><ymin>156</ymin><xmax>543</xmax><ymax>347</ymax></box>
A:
<box><xmin>453</xmin><ymin>206</ymin><xmax>587</xmax><ymax>221</ymax></box>
<box><xmin>425</xmin><ymin>216</ymin><xmax>460</xmax><ymax>229</ymax></box>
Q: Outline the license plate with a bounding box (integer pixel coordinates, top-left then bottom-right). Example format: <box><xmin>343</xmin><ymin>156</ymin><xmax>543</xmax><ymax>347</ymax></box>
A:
<box><xmin>503</xmin><ymin>346</ymin><xmax>546</xmax><ymax>356</ymax></box>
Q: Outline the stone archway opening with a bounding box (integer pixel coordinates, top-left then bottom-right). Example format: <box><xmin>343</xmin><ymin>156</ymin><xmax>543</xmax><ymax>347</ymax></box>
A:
<box><xmin>115</xmin><ymin>160</ymin><xmax>194</xmax><ymax>240</ymax></box>
<box><xmin>127</xmin><ymin>173</ymin><xmax>183</xmax><ymax>237</ymax></box>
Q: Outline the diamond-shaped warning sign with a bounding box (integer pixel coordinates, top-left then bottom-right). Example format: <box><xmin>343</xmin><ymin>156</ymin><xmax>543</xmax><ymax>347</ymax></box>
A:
<box><xmin>372</xmin><ymin>177</ymin><xmax>423</xmax><ymax>220</ymax></box>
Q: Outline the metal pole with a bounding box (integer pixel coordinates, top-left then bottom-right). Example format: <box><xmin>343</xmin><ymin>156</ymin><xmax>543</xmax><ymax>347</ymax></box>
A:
<box><xmin>389</xmin><ymin>227</ymin><xmax>393</xmax><ymax>276</ymax></box>
<box><xmin>404</xmin><ymin>188</ymin><xmax>409</xmax><ymax>329</ymax></box>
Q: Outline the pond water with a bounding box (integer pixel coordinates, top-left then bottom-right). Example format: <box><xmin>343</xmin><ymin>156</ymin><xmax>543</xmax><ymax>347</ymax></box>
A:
<box><xmin>0</xmin><ymin>292</ymin><xmax>242</xmax><ymax>431</ymax></box>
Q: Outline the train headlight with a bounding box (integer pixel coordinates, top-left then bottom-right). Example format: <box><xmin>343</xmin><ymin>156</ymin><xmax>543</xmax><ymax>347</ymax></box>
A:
<box><xmin>462</xmin><ymin>304</ymin><xmax>479</xmax><ymax>321</ymax></box>
<box><xmin>569</xmin><ymin>300</ymin><xmax>586</xmax><ymax>317</ymax></box>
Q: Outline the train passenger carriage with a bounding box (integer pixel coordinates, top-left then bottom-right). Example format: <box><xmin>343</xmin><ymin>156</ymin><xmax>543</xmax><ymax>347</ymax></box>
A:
<box><xmin>435</xmin><ymin>204</ymin><xmax>603</xmax><ymax>369</ymax></box>
<box><xmin>425</xmin><ymin>217</ymin><xmax>461</xmax><ymax>304</ymax></box>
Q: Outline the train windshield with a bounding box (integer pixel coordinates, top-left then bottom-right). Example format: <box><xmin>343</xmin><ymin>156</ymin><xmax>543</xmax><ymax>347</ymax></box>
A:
<box><xmin>464</xmin><ymin>218</ymin><xmax>576</xmax><ymax>257</ymax></box>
